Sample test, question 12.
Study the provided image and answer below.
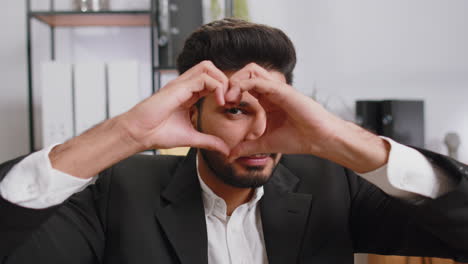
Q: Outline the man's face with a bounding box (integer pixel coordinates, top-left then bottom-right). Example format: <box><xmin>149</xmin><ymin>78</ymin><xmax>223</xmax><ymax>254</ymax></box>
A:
<box><xmin>191</xmin><ymin>71</ymin><xmax>286</xmax><ymax>188</ymax></box>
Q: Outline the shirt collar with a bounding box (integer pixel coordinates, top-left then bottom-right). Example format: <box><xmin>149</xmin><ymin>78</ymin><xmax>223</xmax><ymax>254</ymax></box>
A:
<box><xmin>196</xmin><ymin>152</ymin><xmax>264</xmax><ymax>220</ymax></box>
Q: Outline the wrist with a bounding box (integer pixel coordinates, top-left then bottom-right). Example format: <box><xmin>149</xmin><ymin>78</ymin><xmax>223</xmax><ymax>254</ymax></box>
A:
<box><xmin>320</xmin><ymin>121</ymin><xmax>390</xmax><ymax>173</ymax></box>
<box><xmin>117</xmin><ymin>92</ymin><xmax>172</xmax><ymax>151</ymax></box>
<box><xmin>114</xmin><ymin>113</ymin><xmax>150</xmax><ymax>151</ymax></box>
<box><xmin>49</xmin><ymin>117</ymin><xmax>143</xmax><ymax>179</ymax></box>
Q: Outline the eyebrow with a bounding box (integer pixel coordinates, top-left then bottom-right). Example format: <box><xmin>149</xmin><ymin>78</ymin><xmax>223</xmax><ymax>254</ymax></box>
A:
<box><xmin>221</xmin><ymin>101</ymin><xmax>251</xmax><ymax>109</ymax></box>
<box><xmin>238</xmin><ymin>101</ymin><xmax>250</xmax><ymax>107</ymax></box>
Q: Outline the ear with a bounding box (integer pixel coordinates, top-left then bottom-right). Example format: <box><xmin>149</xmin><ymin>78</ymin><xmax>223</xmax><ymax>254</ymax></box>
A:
<box><xmin>189</xmin><ymin>105</ymin><xmax>199</xmax><ymax>129</ymax></box>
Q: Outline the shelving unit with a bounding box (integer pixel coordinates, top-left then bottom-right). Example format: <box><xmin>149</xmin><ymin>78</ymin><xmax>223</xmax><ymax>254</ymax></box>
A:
<box><xmin>25</xmin><ymin>0</ymin><xmax>204</xmax><ymax>152</ymax></box>
<box><xmin>31</xmin><ymin>11</ymin><xmax>152</xmax><ymax>27</ymax></box>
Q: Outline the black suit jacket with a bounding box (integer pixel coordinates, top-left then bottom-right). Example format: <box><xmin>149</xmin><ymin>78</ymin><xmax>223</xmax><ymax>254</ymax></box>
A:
<box><xmin>0</xmin><ymin>148</ymin><xmax>468</xmax><ymax>263</ymax></box>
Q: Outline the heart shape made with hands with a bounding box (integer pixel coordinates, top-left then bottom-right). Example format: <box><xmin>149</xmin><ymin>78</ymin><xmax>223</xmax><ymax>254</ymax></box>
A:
<box><xmin>223</xmin><ymin>65</ymin><xmax>295</xmax><ymax>160</ymax></box>
<box><xmin>219</xmin><ymin>63</ymin><xmax>328</xmax><ymax>161</ymax></box>
<box><xmin>168</xmin><ymin>61</ymin><xmax>386</xmax><ymax>173</ymax></box>
<box><xmin>131</xmin><ymin>60</ymin><xmax>331</xmax><ymax>160</ymax></box>
<box><xmin>226</xmin><ymin>62</ymin><xmax>345</xmax><ymax>163</ymax></box>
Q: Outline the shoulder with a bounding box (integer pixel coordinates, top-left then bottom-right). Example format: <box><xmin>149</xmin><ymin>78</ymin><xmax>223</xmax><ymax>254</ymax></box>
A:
<box><xmin>280</xmin><ymin>154</ymin><xmax>346</xmax><ymax>179</ymax></box>
<box><xmin>112</xmin><ymin>154</ymin><xmax>184</xmax><ymax>176</ymax></box>
<box><xmin>279</xmin><ymin>154</ymin><xmax>351</xmax><ymax>194</ymax></box>
<box><xmin>96</xmin><ymin>154</ymin><xmax>185</xmax><ymax>196</ymax></box>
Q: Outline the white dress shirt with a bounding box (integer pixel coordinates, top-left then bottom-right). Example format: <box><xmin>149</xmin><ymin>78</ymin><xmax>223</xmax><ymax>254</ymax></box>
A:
<box><xmin>197</xmin><ymin>157</ymin><xmax>268</xmax><ymax>264</ymax></box>
<box><xmin>0</xmin><ymin>143</ymin><xmax>94</xmax><ymax>209</ymax></box>
<box><xmin>0</xmin><ymin>138</ymin><xmax>457</xmax><ymax>264</ymax></box>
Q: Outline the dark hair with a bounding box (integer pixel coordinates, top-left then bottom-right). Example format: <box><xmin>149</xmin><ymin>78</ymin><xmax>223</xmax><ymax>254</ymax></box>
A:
<box><xmin>176</xmin><ymin>18</ymin><xmax>297</xmax><ymax>84</ymax></box>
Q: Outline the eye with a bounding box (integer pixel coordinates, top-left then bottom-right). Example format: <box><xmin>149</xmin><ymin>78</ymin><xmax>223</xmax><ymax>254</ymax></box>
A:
<box><xmin>225</xmin><ymin>107</ymin><xmax>244</xmax><ymax>115</ymax></box>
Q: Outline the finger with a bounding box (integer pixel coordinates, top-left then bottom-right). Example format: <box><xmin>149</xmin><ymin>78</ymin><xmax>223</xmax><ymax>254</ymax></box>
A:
<box><xmin>228</xmin><ymin>68</ymin><xmax>251</xmax><ymax>86</ymax></box>
<box><xmin>175</xmin><ymin>73</ymin><xmax>223</xmax><ymax>108</ymax></box>
<box><xmin>225</xmin><ymin>83</ymin><xmax>243</xmax><ymax>104</ymax></box>
<box><xmin>191</xmin><ymin>132</ymin><xmax>230</xmax><ymax>156</ymax></box>
<box><xmin>181</xmin><ymin>92</ymin><xmax>202</xmax><ymax>108</ymax></box>
<box><xmin>184</xmin><ymin>73</ymin><xmax>221</xmax><ymax>96</ymax></box>
<box><xmin>215</xmin><ymin>81</ymin><xmax>226</xmax><ymax>106</ymax></box>
<box><xmin>181</xmin><ymin>61</ymin><xmax>229</xmax><ymax>97</ymax></box>
<box><xmin>227</xmin><ymin>63</ymin><xmax>271</xmax><ymax>103</ymax></box>
<box><xmin>230</xmin><ymin>62</ymin><xmax>274</xmax><ymax>84</ymax></box>
<box><xmin>227</xmin><ymin>78</ymin><xmax>288</xmax><ymax>106</ymax></box>
<box><xmin>195</xmin><ymin>73</ymin><xmax>225</xmax><ymax>106</ymax></box>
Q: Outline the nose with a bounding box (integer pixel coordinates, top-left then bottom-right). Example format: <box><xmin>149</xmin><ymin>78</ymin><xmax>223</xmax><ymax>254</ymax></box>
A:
<box><xmin>244</xmin><ymin>111</ymin><xmax>267</xmax><ymax>141</ymax></box>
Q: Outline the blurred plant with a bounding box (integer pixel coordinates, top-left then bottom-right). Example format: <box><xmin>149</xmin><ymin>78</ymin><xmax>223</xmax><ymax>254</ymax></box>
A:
<box><xmin>308</xmin><ymin>82</ymin><xmax>330</xmax><ymax>109</ymax></box>
<box><xmin>307</xmin><ymin>83</ymin><xmax>355</xmax><ymax>122</ymax></box>
<box><xmin>210</xmin><ymin>0</ymin><xmax>222</xmax><ymax>20</ymax></box>
<box><xmin>233</xmin><ymin>0</ymin><xmax>250</xmax><ymax>20</ymax></box>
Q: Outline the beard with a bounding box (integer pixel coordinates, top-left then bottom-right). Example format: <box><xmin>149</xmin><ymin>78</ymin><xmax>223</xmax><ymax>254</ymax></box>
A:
<box><xmin>199</xmin><ymin>148</ymin><xmax>279</xmax><ymax>188</ymax></box>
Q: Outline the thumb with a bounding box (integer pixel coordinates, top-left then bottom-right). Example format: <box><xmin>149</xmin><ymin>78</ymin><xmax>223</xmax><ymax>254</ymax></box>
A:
<box><xmin>190</xmin><ymin>132</ymin><xmax>230</xmax><ymax>156</ymax></box>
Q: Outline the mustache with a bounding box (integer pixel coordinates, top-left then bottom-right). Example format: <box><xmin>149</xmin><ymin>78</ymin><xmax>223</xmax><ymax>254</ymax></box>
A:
<box><xmin>238</xmin><ymin>153</ymin><xmax>278</xmax><ymax>159</ymax></box>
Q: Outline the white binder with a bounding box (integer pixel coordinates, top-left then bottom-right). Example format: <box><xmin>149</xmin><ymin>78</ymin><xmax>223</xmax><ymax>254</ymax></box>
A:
<box><xmin>107</xmin><ymin>61</ymin><xmax>140</xmax><ymax>118</ymax></box>
<box><xmin>40</xmin><ymin>62</ymin><xmax>74</xmax><ymax>148</ymax></box>
<box><xmin>74</xmin><ymin>63</ymin><xmax>107</xmax><ymax>135</ymax></box>
<box><xmin>110</xmin><ymin>0</ymin><xmax>150</xmax><ymax>10</ymax></box>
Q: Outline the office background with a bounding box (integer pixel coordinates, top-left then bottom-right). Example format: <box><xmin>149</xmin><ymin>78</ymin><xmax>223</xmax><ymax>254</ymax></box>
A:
<box><xmin>1</xmin><ymin>1</ymin><xmax>468</xmax><ymax>262</ymax></box>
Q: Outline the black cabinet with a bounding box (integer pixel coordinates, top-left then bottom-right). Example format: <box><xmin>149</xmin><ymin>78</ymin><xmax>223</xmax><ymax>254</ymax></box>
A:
<box><xmin>356</xmin><ymin>100</ymin><xmax>425</xmax><ymax>148</ymax></box>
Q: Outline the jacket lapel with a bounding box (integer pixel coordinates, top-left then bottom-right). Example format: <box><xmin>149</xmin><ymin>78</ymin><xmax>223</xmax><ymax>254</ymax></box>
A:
<box><xmin>260</xmin><ymin>163</ymin><xmax>314</xmax><ymax>264</ymax></box>
<box><xmin>154</xmin><ymin>150</ymin><xmax>316</xmax><ymax>263</ymax></box>
<box><xmin>154</xmin><ymin>149</ymin><xmax>208</xmax><ymax>264</ymax></box>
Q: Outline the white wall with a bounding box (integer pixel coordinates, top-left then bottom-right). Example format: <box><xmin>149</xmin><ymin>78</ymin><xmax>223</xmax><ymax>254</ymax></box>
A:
<box><xmin>3</xmin><ymin>1</ymin><xmax>467</xmax><ymax>162</ymax></box>
<box><xmin>250</xmin><ymin>0</ymin><xmax>468</xmax><ymax>163</ymax></box>
<box><xmin>0</xmin><ymin>1</ymin><xmax>29</xmax><ymax>161</ymax></box>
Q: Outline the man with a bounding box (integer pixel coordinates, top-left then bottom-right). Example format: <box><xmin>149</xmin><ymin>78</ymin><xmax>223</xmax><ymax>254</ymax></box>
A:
<box><xmin>0</xmin><ymin>18</ymin><xmax>467</xmax><ymax>264</ymax></box>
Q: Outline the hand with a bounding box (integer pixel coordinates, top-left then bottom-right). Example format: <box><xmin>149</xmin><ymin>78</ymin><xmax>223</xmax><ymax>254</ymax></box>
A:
<box><xmin>225</xmin><ymin>63</ymin><xmax>341</xmax><ymax>158</ymax></box>
<box><xmin>49</xmin><ymin>61</ymin><xmax>231</xmax><ymax>179</ymax></box>
<box><xmin>121</xmin><ymin>61</ymin><xmax>231</xmax><ymax>155</ymax></box>
<box><xmin>225</xmin><ymin>63</ymin><xmax>389</xmax><ymax>172</ymax></box>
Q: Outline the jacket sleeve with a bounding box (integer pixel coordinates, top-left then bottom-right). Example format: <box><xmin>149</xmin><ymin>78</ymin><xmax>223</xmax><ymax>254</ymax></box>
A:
<box><xmin>349</xmin><ymin>148</ymin><xmax>468</xmax><ymax>262</ymax></box>
<box><xmin>0</xmin><ymin>156</ymin><xmax>110</xmax><ymax>264</ymax></box>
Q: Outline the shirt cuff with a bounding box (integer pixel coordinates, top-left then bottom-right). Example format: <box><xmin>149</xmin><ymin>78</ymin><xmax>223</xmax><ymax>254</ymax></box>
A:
<box><xmin>357</xmin><ymin>137</ymin><xmax>457</xmax><ymax>201</ymax></box>
<box><xmin>0</xmin><ymin>143</ymin><xmax>96</xmax><ymax>209</ymax></box>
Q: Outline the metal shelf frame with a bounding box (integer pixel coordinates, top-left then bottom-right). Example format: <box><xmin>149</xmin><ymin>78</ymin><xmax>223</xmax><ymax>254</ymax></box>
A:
<box><xmin>25</xmin><ymin>0</ymin><xmax>230</xmax><ymax>153</ymax></box>
<box><xmin>31</xmin><ymin>10</ymin><xmax>153</xmax><ymax>27</ymax></box>
<box><xmin>25</xmin><ymin>0</ymin><xmax>171</xmax><ymax>152</ymax></box>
